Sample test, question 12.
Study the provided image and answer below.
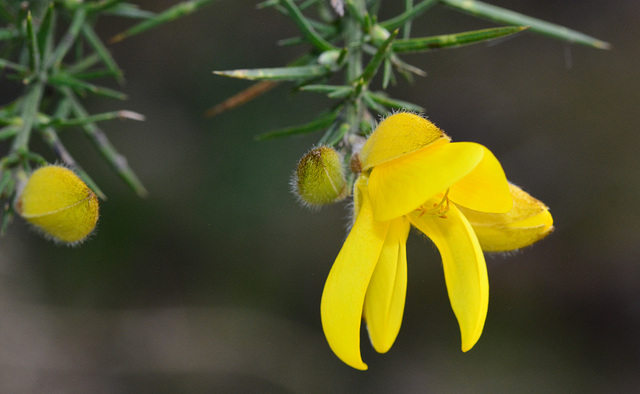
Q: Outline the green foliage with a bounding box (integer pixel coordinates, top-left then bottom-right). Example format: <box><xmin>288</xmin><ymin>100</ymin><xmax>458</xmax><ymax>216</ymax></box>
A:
<box><xmin>0</xmin><ymin>0</ymin><xmax>216</xmax><ymax>235</ymax></box>
<box><xmin>211</xmin><ymin>0</ymin><xmax>608</xmax><ymax>201</ymax></box>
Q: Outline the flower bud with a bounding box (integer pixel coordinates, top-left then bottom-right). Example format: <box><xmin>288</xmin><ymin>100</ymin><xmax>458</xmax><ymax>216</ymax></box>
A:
<box><xmin>359</xmin><ymin>112</ymin><xmax>450</xmax><ymax>170</ymax></box>
<box><xmin>370</xmin><ymin>25</ymin><xmax>391</xmax><ymax>46</ymax></box>
<box><xmin>293</xmin><ymin>146</ymin><xmax>347</xmax><ymax>207</ymax></box>
<box><xmin>16</xmin><ymin>165</ymin><xmax>99</xmax><ymax>245</ymax></box>
<box><xmin>457</xmin><ymin>183</ymin><xmax>554</xmax><ymax>252</ymax></box>
<box><xmin>318</xmin><ymin>50</ymin><xmax>342</xmax><ymax>70</ymax></box>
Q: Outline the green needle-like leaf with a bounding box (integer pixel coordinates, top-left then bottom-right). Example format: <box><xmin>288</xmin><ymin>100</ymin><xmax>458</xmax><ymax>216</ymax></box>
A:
<box><xmin>0</xmin><ymin>169</ymin><xmax>13</xmax><ymax>199</ymax></box>
<box><xmin>380</xmin><ymin>0</ymin><xmax>438</xmax><ymax>31</ymax></box>
<box><xmin>81</xmin><ymin>24</ymin><xmax>123</xmax><ymax>83</ymax></box>
<box><xmin>214</xmin><ymin>65</ymin><xmax>330</xmax><ymax>81</ymax></box>
<box><xmin>49</xmin><ymin>73</ymin><xmax>127</xmax><ymax>100</ymax></box>
<box><xmin>392</xmin><ymin>26</ymin><xmax>528</xmax><ymax>53</ymax></box>
<box><xmin>87</xmin><ymin>0</ymin><xmax>153</xmax><ymax>18</ymax></box>
<box><xmin>26</xmin><ymin>12</ymin><xmax>40</xmax><ymax>71</ymax></box>
<box><xmin>0</xmin><ymin>58</ymin><xmax>27</xmax><ymax>72</ymax></box>
<box><xmin>0</xmin><ymin>126</ymin><xmax>19</xmax><ymax>141</ymax></box>
<box><xmin>299</xmin><ymin>84</ymin><xmax>353</xmax><ymax>98</ymax></box>
<box><xmin>63</xmin><ymin>88</ymin><xmax>147</xmax><ymax>197</ymax></box>
<box><xmin>362</xmin><ymin>92</ymin><xmax>387</xmax><ymax>114</ymax></box>
<box><xmin>356</xmin><ymin>28</ymin><xmax>398</xmax><ymax>90</ymax></box>
<box><xmin>50</xmin><ymin>110</ymin><xmax>145</xmax><ymax>128</ymax></box>
<box><xmin>440</xmin><ymin>0</ymin><xmax>610</xmax><ymax>49</ymax></box>
<box><xmin>280</xmin><ymin>0</ymin><xmax>336</xmax><ymax>52</ymax></box>
<box><xmin>36</xmin><ymin>3</ymin><xmax>54</xmax><ymax>63</ymax></box>
<box><xmin>47</xmin><ymin>7</ymin><xmax>86</xmax><ymax>69</ymax></box>
<box><xmin>0</xmin><ymin>28</ymin><xmax>19</xmax><ymax>41</ymax></box>
<box><xmin>110</xmin><ymin>0</ymin><xmax>218</xmax><ymax>43</ymax></box>
<box><xmin>366</xmin><ymin>91</ymin><xmax>425</xmax><ymax>112</ymax></box>
<box><xmin>256</xmin><ymin>108</ymin><xmax>340</xmax><ymax>140</ymax></box>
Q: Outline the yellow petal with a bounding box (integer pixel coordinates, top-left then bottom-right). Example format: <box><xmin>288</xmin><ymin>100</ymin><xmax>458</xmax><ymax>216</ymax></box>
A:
<box><xmin>457</xmin><ymin>183</ymin><xmax>554</xmax><ymax>252</ymax></box>
<box><xmin>363</xmin><ymin>216</ymin><xmax>410</xmax><ymax>354</ymax></box>
<box><xmin>321</xmin><ymin>186</ymin><xmax>389</xmax><ymax>370</ymax></box>
<box><xmin>16</xmin><ymin>165</ymin><xmax>99</xmax><ymax>244</ymax></box>
<box><xmin>368</xmin><ymin>141</ymin><xmax>484</xmax><ymax>222</ymax></box>
<box><xmin>409</xmin><ymin>201</ymin><xmax>488</xmax><ymax>352</ymax></box>
<box><xmin>360</xmin><ymin>112</ymin><xmax>449</xmax><ymax>170</ymax></box>
<box><xmin>448</xmin><ymin>144</ymin><xmax>512</xmax><ymax>213</ymax></box>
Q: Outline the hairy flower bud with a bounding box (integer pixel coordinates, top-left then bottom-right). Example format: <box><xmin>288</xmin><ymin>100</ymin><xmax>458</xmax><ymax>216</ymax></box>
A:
<box><xmin>293</xmin><ymin>146</ymin><xmax>347</xmax><ymax>207</ymax></box>
<box><xmin>16</xmin><ymin>165</ymin><xmax>99</xmax><ymax>245</ymax></box>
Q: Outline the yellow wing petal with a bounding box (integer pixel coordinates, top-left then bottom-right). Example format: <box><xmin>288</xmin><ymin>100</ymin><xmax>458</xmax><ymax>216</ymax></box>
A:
<box><xmin>369</xmin><ymin>141</ymin><xmax>484</xmax><ymax>222</ymax></box>
<box><xmin>363</xmin><ymin>216</ymin><xmax>410</xmax><ymax>354</ymax></box>
<box><xmin>448</xmin><ymin>144</ymin><xmax>512</xmax><ymax>213</ymax></box>
<box><xmin>320</xmin><ymin>187</ymin><xmax>389</xmax><ymax>370</ymax></box>
<box><xmin>409</xmin><ymin>202</ymin><xmax>488</xmax><ymax>352</ymax></box>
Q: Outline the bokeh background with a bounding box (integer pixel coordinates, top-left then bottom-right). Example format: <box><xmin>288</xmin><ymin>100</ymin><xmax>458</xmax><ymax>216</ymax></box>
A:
<box><xmin>1</xmin><ymin>1</ymin><xmax>638</xmax><ymax>392</ymax></box>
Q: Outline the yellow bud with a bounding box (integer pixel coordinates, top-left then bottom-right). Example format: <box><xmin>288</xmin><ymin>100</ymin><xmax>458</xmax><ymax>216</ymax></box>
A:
<box><xmin>293</xmin><ymin>146</ymin><xmax>347</xmax><ymax>207</ymax></box>
<box><xmin>457</xmin><ymin>183</ymin><xmax>554</xmax><ymax>252</ymax></box>
<box><xmin>16</xmin><ymin>165</ymin><xmax>99</xmax><ymax>245</ymax></box>
<box><xmin>359</xmin><ymin>112</ymin><xmax>450</xmax><ymax>170</ymax></box>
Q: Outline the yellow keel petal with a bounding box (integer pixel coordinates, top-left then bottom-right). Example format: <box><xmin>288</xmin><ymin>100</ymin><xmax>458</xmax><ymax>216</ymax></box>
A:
<box><xmin>457</xmin><ymin>183</ymin><xmax>554</xmax><ymax>252</ymax></box>
<box><xmin>369</xmin><ymin>141</ymin><xmax>484</xmax><ymax>222</ymax></box>
<box><xmin>321</xmin><ymin>187</ymin><xmax>389</xmax><ymax>370</ymax></box>
<box><xmin>409</xmin><ymin>203</ymin><xmax>488</xmax><ymax>352</ymax></box>
<box><xmin>364</xmin><ymin>217</ymin><xmax>410</xmax><ymax>354</ymax></box>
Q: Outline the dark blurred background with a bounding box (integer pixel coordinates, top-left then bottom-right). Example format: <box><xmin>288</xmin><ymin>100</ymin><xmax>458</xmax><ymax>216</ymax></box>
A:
<box><xmin>1</xmin><ymin>1</ymin><xmax>638</xmax><ymax>392</ymax></box>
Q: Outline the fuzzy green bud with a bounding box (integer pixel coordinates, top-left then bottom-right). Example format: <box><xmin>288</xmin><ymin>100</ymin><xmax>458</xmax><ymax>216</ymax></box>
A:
<box><xmin>293</xmin><ymin>146</ymin><xmax>347</xmax><ymax>207</ymax></box>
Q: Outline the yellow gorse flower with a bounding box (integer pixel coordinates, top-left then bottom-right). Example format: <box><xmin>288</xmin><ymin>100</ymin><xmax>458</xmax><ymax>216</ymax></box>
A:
<box><xmin>321</xmin><ymin>112</ymin><xmax>553</xmax><ymax>370</ymax></box>
<box><xmin>16</xmin><ymin>165</ymin><xmax>99</xmax><ymax>245</ymax></box>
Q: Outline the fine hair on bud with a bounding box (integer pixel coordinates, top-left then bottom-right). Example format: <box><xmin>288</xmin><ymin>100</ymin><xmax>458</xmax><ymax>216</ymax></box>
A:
<box><xmin>292</xmin><ymin>146</ymin><xmax>347</xmax><ymax>208</ymax></box>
